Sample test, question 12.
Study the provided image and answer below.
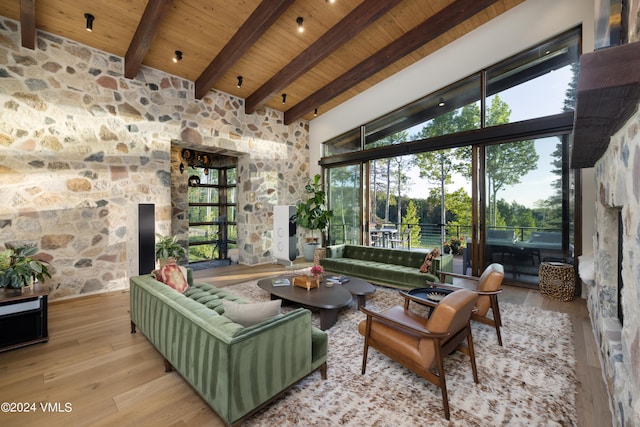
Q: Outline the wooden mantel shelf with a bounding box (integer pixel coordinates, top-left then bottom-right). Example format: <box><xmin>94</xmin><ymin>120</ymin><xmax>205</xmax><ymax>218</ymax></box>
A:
<box><xmin>571</xmin><ymin>41</ymin><xmax>640</xmax><ymax>168</ymax></box>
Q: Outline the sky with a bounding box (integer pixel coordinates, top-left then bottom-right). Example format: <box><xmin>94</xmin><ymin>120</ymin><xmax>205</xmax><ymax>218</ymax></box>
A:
<box><xmin>403</xmin><ymin>66</ymin><xmax>572</xmax><ymax>208</ymax></box>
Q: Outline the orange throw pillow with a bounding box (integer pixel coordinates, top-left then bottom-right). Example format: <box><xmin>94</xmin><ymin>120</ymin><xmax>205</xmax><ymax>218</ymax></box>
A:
<box><xmin>154</xmin><ymin>263</ymin><xmax>189</xmax><ymax>293</ymax></box>
<box><xmin>420</xmin><ymin>247</ymin><xmax>441</xmax><ymax>274</ymax></box>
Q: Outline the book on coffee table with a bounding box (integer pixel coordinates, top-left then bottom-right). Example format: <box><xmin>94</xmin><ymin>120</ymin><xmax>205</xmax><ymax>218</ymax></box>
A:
<box><xmin>327</xmin><ymin>276</ymin><xmax>349</xmax><ymax>284</ymax></box>
<box><xmin>272</xmin><ymin>278</ymin><xmax>291</xmax><ymax>286</ymax></box>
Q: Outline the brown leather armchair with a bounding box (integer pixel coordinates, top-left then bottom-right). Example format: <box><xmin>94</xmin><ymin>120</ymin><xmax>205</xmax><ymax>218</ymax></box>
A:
<box><xmin>435</xmin><ymin>263</ymin><xmax>505</xmax><ymax>346</ymax></box>
<box><xmin>358</xmin><ymin>289</ymin><xmax>479</xmax><ymax>420</ymax></box>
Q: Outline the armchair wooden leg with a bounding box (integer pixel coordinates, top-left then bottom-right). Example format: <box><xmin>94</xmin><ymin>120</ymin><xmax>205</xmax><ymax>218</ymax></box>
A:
<box><xmin>490</xmin><ymin>295</ymin><xmax>503</xmax><ymax>346</ymax></box>
<box><xmin>361</xmin><ymin>318</ymin><xmax>372</xmax><ymax>375</ymax></box>
<box><xmin>466</xmin><ymin>326</ymin><xmax>479</xmax><ymax>384</ymax></box>
<box><xmin>130</xmin><ymin>321</ymin><xmax>136</xmax><ymax>334</ymax></box>
<box><xmin>434</xmin><ymin>345</ymin><xmax>450</xmax><ymax>420</ymax></box>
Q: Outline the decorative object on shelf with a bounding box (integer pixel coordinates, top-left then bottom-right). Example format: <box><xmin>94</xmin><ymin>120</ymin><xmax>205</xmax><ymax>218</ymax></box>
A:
<box><xmin>442</xmin><ymin>236</ymin><xmax>466</xmax><ymax>255</ymax></box>
<box><xmin>295</xmin><ymin>174</ymin><xmax>333</xmax><ymax>262</ymax></box>
<box><xmin>0</xmin><ymin>244</ymin><xmax>51</xmax><ymax>289</ymax></box>
<box><xmin>154</xmin><ymin>234</ymin><xmax>187</xmax><ymax>267</ymax></box>
<box><xmin>293</xmin><ymin>275</ymin><xmax>319</xmax><ymax>291</ymax></box>
<box><xmin>310</xmin><ymin>265</ymin><xmax>325</xmax><ymax>287</ymax></box>
<box><xmin>419</xmin><ymin>247</ymin><xmax>441</xmax><ymax>274</ymax></box>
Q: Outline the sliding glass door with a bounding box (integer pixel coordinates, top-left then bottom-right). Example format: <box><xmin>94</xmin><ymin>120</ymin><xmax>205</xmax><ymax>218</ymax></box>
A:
<box><xmin>483</xmin><ymin>136</ymin><xmax>573</xmax><ymax>284</ymax></box>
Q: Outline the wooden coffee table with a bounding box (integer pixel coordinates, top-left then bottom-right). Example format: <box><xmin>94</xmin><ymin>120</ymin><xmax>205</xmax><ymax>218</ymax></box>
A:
<box><xmin>257</xmin><ymin>276</ymin><xmax>353</xmax><ymax>330</ymax></box>
<box><xmin>328</xmin><ymin>275</ymin><xmax>376</xmax><ymax>308</ymax></box>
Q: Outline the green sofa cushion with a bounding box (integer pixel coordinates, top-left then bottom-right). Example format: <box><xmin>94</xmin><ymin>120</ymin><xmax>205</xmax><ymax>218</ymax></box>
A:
<box><xmin>222</xmin><ymin>299</ymin><xmax>282</xmax><ymax>327</ymax></box>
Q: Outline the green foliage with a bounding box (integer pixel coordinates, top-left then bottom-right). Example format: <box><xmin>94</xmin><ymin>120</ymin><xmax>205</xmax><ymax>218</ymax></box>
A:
<box><xmin>296</xmin><ymin>174</ymin><xmax>334</xmax><ymax>241</ymax></box>
<box><xmin>155</xmin><ymin>234</ymin><xmax>187</xmax><ymax>261</ymax></box>
<box><xmin>443</xmin><ymin>236</ymin><xmax>466</xmax><ymax>255</ymax></box>
<box><xmin>444</xmin><ymin>188</ymin><xmax>472</xmax><ymax>226</ymax></box>
<box><xmin>0</xmin><ymin>244</ymin><xmax>51</xmax><ymax>289</ymax></box>
<box><xmin>401</xmin><ymin>200</ymin><xmax>422</xmax><ymax>248</ymax></box>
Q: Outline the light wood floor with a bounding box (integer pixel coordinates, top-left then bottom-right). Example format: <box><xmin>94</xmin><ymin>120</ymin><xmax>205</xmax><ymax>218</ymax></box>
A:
<box><xmin>0</xmin><ymin>261</ymin><xmax>613</xmax><ymax>427</ymax></box>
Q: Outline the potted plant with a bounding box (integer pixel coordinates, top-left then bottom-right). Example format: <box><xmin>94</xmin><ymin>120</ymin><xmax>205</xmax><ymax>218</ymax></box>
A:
<box><xmin>155</xmin><ymin>234</ymin><xmax>187</xmax><ymax>267</ymax></box>
<box><xmin>295</xmin><ymin>174</ymin><xmax>333</xmax><ymax>262</ymax></box>
<box><xmin>0</xmin><ymin>244</ymin><xmax>51</xmax><ymax>289</ymax></box>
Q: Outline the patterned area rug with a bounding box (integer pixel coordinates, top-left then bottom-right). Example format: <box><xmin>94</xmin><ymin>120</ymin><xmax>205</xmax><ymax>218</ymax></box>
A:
<box><xmin>229</xmin><ymin>277</ymin><xmax>578</xmax><ymax>427</ymax></box>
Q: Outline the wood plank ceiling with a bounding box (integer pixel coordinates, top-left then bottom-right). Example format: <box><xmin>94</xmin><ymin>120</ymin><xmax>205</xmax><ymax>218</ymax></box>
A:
<box><xmin>1</xmin><ymin>0</ymin><xmax>524</xmax><ymax>124</ymax></box>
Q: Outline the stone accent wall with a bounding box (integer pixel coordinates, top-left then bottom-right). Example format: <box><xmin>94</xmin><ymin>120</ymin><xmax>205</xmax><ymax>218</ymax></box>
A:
<box><xmin>591</xmin><ymin>101</ymin><xmax>640</xmax><ymax>426</ymax></box>
<box><xmin>0</xmin><ymin>19</ymin><xmax>310</xmax><ymax>300</ymax></box>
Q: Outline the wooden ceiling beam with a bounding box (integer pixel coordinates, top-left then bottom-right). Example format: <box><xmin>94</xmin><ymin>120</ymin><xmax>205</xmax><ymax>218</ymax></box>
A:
<box><xmin>195</xmin><ymin>0</ymin><xmax>296</xmax><ymax>100</ymax></box>
<box><xmin>124</xmin><ymin>0</ymin><xmax>174</xmax><ymax>80</ymax></box>
<box><xmin>284</xmin><ymin>0</ymin><xmax>500</xmax><ymax>125</ymax></box>
<box><xmin>20</xmin><ymin>0</ymin><xmax>36</xmax><ymax>50</ymax></box>
<box><xmin>244</xmin><ymin>0</ymin><xmax>404</xmax><ymax>115</ymax></box>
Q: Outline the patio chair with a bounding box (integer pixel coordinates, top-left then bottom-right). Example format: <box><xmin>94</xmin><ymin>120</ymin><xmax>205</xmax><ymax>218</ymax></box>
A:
<box><xmin>358</xmin><ymin>289</ymin><xmax>479</xmax><ymax>420</ymax></box>
<box><xmin>389</xmin><ymin>228</ymin><xmax>410</xmax><ymax>249</ymax></box>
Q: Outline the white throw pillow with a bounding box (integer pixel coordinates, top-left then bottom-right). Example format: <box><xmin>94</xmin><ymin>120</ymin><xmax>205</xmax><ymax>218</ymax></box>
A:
<box><xmin>222</xmin><ymin>299</ymin><xmax>282</xmax><ymax>327</ymax></box>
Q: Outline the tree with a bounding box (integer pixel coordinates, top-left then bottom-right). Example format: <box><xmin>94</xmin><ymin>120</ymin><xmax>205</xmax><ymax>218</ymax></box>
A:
<box><xmin>329</xmin><ymin>166</ymin><xmax>360</xmax><ymax>242</ymax></box>
<box><xmin>485</xmin><ymin>140</ymin><xmax>538</xmax><ymax>226</ymax></box>
<box><xmin>480</xmin><ymin>96</ymin><xmax>538</xmax><ymax>226</ymax></box>
<box><xmin>402</xmin><ymin>200</ymin><xmax>422</xmax><ymax>248</ymax></box>
<box><xmin>413</xmin><ymin>106</ymin><xmax>478</xmax><ymax>245</ymax></box>
<box><xmin>391</xmin><ymin>154</ymin><xmax>413</xmax><ymax>225</ymax></box>
<box><xmin>371</xmin><ymin>131</ymin><xmax>408</xmax><ymax>224</ymax></box>
<box><xmin>445</xmin><ymin>188</ymin><xmax>472</xmax><ymax>230</ymax></box>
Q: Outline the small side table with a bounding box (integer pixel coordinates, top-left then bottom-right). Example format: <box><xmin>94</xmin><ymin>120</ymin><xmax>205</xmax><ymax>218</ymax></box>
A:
<box><xmin>0</xmin><ymin>285</ymin><xmax>49</xmax><ymax>352</ymax></box>
<box><xmin>539</xmin><ymin>262</ymin><xmax>575</xmax><ymax>301</ymax></box>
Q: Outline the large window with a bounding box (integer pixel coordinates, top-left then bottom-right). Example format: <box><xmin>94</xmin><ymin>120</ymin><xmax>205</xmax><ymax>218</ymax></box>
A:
<box><xmin>188</xmin><ymin>166</ymin><xmax>237</xmax><ymax>263</ymax></box>
<box><xmin>323</xmin><ymin>28</ymin><xmax>580</xmax><ymax>158</ymax></box>
<box><xmin>327</xmin><ymin>165</ymin><xmax>362</xmax><ymax>245</ymax></box>
<box><xmin>321</xmin><ymin>27</ymin><xmax>581</xmax><ymax>285</ymax></box>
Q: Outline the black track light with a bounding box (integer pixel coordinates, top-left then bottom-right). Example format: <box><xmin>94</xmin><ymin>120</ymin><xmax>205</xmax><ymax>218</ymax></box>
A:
<box><xmin>173</xmin><ymin>50</ymin><xmax>183</xmax><ymax>63</ymax></box>
<box><xmin>237</xmin><ymin>76</ymin><xmax>243</xmax><ymax>88</ymax></box>
<box><xmin>84</xmin><ymin>13</ymin><xmax>94</xmax><ymax>32</ymax></box>
<box><xmin>282</xmin><ymin>93</ymin><xmax>287</xmax><ymax>104</ymax></box>
<box><xmin>296</xmin><ymin>17</ymin><xmax>304</xmax><ymax>33</ymax></box>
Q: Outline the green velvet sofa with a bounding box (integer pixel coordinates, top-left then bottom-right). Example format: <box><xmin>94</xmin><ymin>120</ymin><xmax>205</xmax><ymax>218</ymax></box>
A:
<box><xmin>130</xmin><ymin>271</ymin><xmax>328</xmax><ymax>426</ymax></box>
<box><xmin>320</xmin><ymin>244</ymin><xmax>453</xmax><ymax>289</ymax></box>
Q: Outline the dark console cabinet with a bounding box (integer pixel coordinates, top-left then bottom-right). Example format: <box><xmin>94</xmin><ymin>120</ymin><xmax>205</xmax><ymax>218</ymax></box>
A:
<box><xmin>0</xmin><ymin>286</ymin><xmax>48</xmax><ymax>352</ymax></box>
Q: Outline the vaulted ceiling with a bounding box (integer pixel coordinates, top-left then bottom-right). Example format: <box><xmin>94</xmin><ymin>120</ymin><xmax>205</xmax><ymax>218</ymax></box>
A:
<box><xmin>1</xmin><ymin>0</ymin><xmax>524</xmax><ymax>124</ymax></box>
